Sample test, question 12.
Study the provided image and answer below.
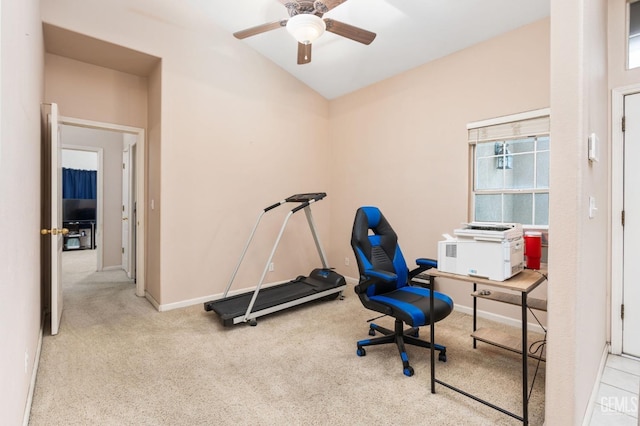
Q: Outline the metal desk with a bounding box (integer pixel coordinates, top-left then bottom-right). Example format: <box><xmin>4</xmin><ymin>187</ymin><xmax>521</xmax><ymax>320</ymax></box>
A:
<box><xmin>426</xmin><ymin>269</ymin><xmax>547</xmax><ymax>425</ymax></box>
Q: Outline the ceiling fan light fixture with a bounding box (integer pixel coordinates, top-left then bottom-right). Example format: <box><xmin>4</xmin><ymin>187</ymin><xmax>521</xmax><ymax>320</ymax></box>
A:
<box><xmin>286</xmin><ymin>14</ymin><xmax>326</xmax><ymax>44</ymax></box>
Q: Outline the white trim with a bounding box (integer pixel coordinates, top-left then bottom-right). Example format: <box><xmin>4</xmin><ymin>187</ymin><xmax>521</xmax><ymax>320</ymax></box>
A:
<box><xmin>58</xmin><ymin>116</ymin><xmax>146</xmax><ymax>298</ymax></box>
<box><xmin>22</xmin><ymin>316</ymin><xmax>44</xmax><ymax>426</ymax></box>
<box><xmin>156</xmin><ymin>279</ymin><xmax>301</xmax><ymax>312</ymax></box>
<box><xmin>467</xmin><ymin>107</ymin><xmax>551</xmax><ymax>130</ymax></box>
<box><xmin>62</xmin><ymin>144</ymin><xmax>104</xmax><ymax>271</ymax></box>
<box><xmin>581</xmin><ymin>343</ymin><xmax>610</xmax><ymax>426</ymax></box>
<box><xmin>610</xmin><ymin>84</ymin><xmax>640</xmax><ymax>354</ymax></box>
<box><xmin>454</xmin><ymin>304</ymin><xmax>546</xmax><ymax>335</ymax></box>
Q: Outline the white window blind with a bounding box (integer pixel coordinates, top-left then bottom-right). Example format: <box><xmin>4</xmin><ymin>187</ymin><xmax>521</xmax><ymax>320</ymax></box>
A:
<box><xmin>468</xmin><ymin>109</ymin><xmax>550</xmax><ymax>144</ymax></box>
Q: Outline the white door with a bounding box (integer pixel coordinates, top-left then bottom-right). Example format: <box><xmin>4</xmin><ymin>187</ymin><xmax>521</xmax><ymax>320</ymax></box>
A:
<box><xmin>42</xmin><ymin>103</ymin><xmax>64</xmax><ymax>336</ymax></box>
<box><xmin>623</xmin><ymin>93</ymin><xmax>640</xmax><ymax>357</ymax></box>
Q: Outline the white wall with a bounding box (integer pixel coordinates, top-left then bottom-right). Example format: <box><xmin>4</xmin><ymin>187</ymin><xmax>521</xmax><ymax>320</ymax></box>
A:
<box><xmin>62</xmin><ymin>149</ymin><xmax>97</xmax><ymax>170</ymax></box>
<box><xmin>0</xmin><ymin>0</ymin><xmax>44</xmax><ymax>423</ymax></box>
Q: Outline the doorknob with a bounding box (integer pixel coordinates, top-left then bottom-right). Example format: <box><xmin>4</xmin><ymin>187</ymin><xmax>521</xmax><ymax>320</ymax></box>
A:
<box><xmin>40</xmin><ymin>228</ymin><xmax>69</xmax><ymax>236</ymax></box>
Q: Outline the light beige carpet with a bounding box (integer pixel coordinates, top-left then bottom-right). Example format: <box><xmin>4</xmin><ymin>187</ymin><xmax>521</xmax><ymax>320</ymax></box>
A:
<box><xmin>29</xmin><ymin>250</ymin><xmax>545</xmax><ymax>425</ymax></box>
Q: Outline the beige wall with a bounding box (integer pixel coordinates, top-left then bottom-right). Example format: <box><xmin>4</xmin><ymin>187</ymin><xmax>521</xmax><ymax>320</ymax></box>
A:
<box><xmin>0</xmin><ymin>0</ymin><xmax>44</xmax><ymax>423</ymax></box>
<box><xmin>328</xmin><ymin>19</ymin><xmax>551</xmax><ymax>319</ymax></box>
<box><xmin>44</xmin><ymin>54</ymin><xmax>148</xmax><ymax>129</ymax></box>
<box><xmin>32</xmin><ymin>3</ymin><xmax>618</xmax><ymax>425</ymax></box>
<box><xmin>42</xmin><ymin>0</ymin><xmax>332</xmax><ymax>306</ymax></box>
<box><xmin>146</xmin><ymin>62</ymin><xmax>162</xmax><ymax>303</ymax></box>
<box><xmin>547</xmin><ymin>0</ymin><xmax>609</xmax><ymax>423</ymax></box>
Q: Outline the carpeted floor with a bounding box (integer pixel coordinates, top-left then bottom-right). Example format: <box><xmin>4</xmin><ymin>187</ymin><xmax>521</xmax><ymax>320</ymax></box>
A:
<box><xmin>29</xmin><ymin>250</ymin><xmax>545</xmax><ymax>425</ymax></box>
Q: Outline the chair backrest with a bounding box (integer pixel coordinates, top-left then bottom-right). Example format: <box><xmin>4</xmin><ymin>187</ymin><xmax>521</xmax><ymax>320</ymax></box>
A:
<box><xmin>351</xmin><ymin>206</ymin><xmax>409</xmax><ymax>296</ymax></box>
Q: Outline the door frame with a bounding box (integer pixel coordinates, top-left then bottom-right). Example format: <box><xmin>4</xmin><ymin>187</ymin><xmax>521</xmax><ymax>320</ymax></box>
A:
<box><xmin>62</xmin><ymin>144</ymin><xmax>104</xmax><ymax>270</ymax></box>
<box><xmin>59</xmin><ymin>115</ymin><xmax>146</xmax><ymax>297</ymax></box>
<box><xmin>611</xmin><ymin>83</ymin><xmax>640</xmax><ymax>354</ymax></box>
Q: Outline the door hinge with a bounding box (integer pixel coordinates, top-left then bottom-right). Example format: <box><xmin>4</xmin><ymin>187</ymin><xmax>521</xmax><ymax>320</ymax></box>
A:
<box><xmin>122</xmin><ymin>247</ymin><xmax>125</xmax><ymax>254</ymax></box>
<box><xmin>622</xmin><ymin>210</ymin><xmax>625</xmax><ymax>226</ymax></box>
<box><xmin>123</xmin><ymin>163</ymin><xmax>126</xmax><ymax>169</ymax></box>
<box><xmin>622</xmin><ymin>116</ymin><xmax>626</xmax><ymax>132</ymax></box>
<box><xmin>622</xmin><ymin>304</ymin><xmax>625</xmax><ymax>320</ymax></box>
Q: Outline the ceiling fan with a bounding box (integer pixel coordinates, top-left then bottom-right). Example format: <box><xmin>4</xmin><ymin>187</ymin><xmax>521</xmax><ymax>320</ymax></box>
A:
<box><xmin>233</xmin><ymin>0</ymin><xmax>376</xmax><ymax>65</ymax></box>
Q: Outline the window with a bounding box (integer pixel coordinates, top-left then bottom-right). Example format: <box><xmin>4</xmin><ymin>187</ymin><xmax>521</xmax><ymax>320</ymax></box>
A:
<box><xmin>468</xmin><ymin>109</ymin><xmax>550</xmax><ymax>229</ymax></box>
<box><xmin>629</xmin><ymin>0</ymin><xmax>640</xmax><ymax>69</ymax></box>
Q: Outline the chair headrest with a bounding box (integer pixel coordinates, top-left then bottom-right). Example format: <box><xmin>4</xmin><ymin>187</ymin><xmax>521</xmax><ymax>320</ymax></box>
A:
<box><xmin>360</xmin><ymin>206</ymin><xmax>382</xmax><ymax>228</ymax></box>
<box><xmin>352</xmin><ymin>206</ymin><xmax>397</xmax><ymax>244</ymax></box>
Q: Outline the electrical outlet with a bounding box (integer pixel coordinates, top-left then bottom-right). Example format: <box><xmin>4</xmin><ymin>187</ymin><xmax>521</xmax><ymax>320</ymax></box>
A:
<box><xmin>269</xmin><ymin>262</ymin><xmax>274</xmax><ymax>272</ymax></box>
<box><xmin>344</xmin><ymin>257</ymin><xmax>350</xmax><ymax>266</ymax></box>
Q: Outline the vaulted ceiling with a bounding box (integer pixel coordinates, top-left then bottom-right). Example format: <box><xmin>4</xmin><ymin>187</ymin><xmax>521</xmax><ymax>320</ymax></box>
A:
<box><xmin>44</xmin><ymin>0</ymin><xmax>550</xmax><ymax>99</ymax></box>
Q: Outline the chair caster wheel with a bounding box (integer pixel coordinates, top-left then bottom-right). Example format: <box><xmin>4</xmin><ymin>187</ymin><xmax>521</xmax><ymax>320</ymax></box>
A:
<box><xmin>248</xmin><ymin>319</ymin><xmax>257</xmax><ymax>326</ymax></box>
<box><xmin>438</xmin><ymin>352</ymin><xmax>447</xmax><ymax>362</ymax></box>
<box><xmin>356</xmin><ymin>347</ymin><xmax>366</xmax><ymax>357</ymax></box>
<box><xmin>403</xmin><ymin>366</ymin><xmax>414</xmax><ymax>377</ymax></box>
<box><xmin>368</xmin><ymin>328</ymin><xmax>376</xmax><ymax>336</ymax></box>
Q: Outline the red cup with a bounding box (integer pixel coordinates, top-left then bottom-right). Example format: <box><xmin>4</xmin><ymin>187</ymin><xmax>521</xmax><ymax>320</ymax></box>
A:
<box><xmin>524</xmin><ymin>231</ymin><xmax>542</xmax><ymax>269</ymax></box>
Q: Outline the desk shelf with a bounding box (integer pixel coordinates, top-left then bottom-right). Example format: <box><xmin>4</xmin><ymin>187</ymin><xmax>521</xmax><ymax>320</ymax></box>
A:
<box><xmin>426</xmin><ymin>268</ymin><xmax>548</xmax><ymax>424</ymax></box>
<box><xmin>471</xmin><ymin>290</ymin><xmax>547</xmax><ymax>311</ymax></box>
<box><xmin>471</xmin><ymin>327</ymin><xmax>546</xmax><ymax>362</ymax></box>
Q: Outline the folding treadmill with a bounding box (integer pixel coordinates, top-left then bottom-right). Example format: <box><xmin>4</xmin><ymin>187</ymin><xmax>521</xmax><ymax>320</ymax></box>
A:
<box><xmin>204</xmin><ymin>193</ymin><xmax>346</xmax><ymax>326</ymax></box>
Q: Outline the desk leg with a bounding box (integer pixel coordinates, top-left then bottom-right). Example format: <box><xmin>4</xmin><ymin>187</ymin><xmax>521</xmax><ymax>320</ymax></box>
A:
<box><xmin>521</xmin><ymin>292</ymin><xmax>528</xmax><ymax>426</ymax></box>
<box><xmin>430</xmin><ymin>274</ymin><xmax>436</xmax><ymax>394</ymax></box>
<box><xmin>473</xmin><ymin>282</ymin><xmax>477</xmax><ymax>349</ymax></box>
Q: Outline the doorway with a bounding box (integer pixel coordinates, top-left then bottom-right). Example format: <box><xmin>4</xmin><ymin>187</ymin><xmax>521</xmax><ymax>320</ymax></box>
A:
<box><xmin>612</xmin><ymin>85</ymin><xmax>640</xmax><ymax>357</ymax></box>
<box><xmin>58</xmin><ymin>116</ymin><xmax>146</xmax><ymax>298</ymax></box>
<box><xmin>61</xmin><ymin>147</ymin><xmax>99</xmax><ymax>273</ymax></box>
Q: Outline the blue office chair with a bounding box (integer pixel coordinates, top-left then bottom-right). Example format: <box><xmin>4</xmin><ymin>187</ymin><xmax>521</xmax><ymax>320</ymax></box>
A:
<box><xmin>350</xmin><ymin>206</ymin><xmax>454</xmax><ymax>376</ymax></box>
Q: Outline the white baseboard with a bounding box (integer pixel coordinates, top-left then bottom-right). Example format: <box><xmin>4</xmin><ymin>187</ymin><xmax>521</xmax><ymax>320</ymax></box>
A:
<box><xmin>454</xmin><ymin>304</ymin><xmax>546</xmax><ymax>335</ymax></box>
<box><xmin>582</xmin><ymin>343</ymin><xmax>610</xmax><ymax>426</ymax></box>
<box><xmin>23</xmin><ymin>315</ymin><xmax>45</xmax><ymax>426</ymax></box>
<box><xmin>155</xmin><ymin>280</ymin><xmax>295</xmax><ymax>312</ymax></box>
<box><xmin>155</xmin><ymin>274</ymin><xmax>545</xmax><ymax>335</ymax></box>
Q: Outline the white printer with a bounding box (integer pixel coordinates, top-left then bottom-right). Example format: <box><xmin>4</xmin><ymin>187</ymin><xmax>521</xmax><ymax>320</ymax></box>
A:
<box><xmin>437</xmin><ymin>222</ymin><xmax>524</xmax><ymax>281</ymax></box>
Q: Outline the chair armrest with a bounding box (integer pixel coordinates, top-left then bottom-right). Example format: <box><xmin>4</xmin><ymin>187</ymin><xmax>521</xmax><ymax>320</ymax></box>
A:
<box><xmin>354</xmin><ymin>269</ymin><xmax>397</xmax><ymax>294</ymax></box>
<box><xmin>408</xmin><ymin>258</ymin><xmax>438</xmax><ymax>280</ymax></box>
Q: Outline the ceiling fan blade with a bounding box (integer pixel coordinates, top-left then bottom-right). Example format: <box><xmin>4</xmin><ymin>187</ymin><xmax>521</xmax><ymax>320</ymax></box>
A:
<box><xmin>233</xmin><ymin>20</ymin><xmax>287</xmax><ymax>39</ymax></box>
<box><xmin>313</xmin><ymin>0</ymin><xmax>348</xmax><ymax>14</ymax></box>
<box><xmin>297</xmin><ymin>42</ymin><xmax>312</xmax><ymax>64</ymax></box>
<box><xmin>324</xmin><ymin>19</ymin><xmax>376</xmax><ymax>45</ymax></box>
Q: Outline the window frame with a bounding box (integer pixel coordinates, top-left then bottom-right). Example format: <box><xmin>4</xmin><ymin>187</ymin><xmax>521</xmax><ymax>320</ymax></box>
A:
<box><xmin>628</xmin><ymin>0</ymin><xmax>640</xmax><ymax>70</ymax></box>
<box><xmin>468</xmin><ymin>109</ymin><xmax>550</xmax><ymax>234</ymax></box>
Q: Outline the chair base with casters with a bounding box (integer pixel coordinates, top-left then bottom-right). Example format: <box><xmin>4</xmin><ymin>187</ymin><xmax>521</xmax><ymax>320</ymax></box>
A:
<box><xmin>356</xmin><ymin>318</ymin><xmax>448</xmax><ymax>377</ymax></box>
<box><xmin>350</xmin><ymin>206</ymin><xmax>454</xmax><ymax>377</ymax></box>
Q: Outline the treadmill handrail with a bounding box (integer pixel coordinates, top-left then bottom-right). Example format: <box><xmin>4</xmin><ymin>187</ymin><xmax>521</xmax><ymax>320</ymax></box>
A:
<box><xmin>243</xmin><ymin>210</ymin><xmax>295</xmax><ymax>321</ymax></box>
<box><xmin>291</xmin><ymin>201</ymin><xmax>311</xmax><ymax>214</ymax></box>
<box><xmin>222</xmin><ymin>210</ymin><xmax>267</xmax><ymax>298</ymax></box>
<box><xmin>218</xmin><ymin>192</ymin><xmax>331</xmax><ymax>323</ymax></box>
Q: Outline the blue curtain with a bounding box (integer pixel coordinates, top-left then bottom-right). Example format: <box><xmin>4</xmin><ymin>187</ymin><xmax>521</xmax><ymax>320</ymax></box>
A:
<box><xmin>63</xmin><ymin>168</ymin><xmax>97</xmax><ymax>199</ymax></box>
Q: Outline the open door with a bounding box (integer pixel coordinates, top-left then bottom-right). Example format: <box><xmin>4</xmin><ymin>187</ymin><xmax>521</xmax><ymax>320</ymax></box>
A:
<box><xmin>41</xmin><ymin>103</ymin><xmax>65</xmax><ymax>336</ymax></box>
